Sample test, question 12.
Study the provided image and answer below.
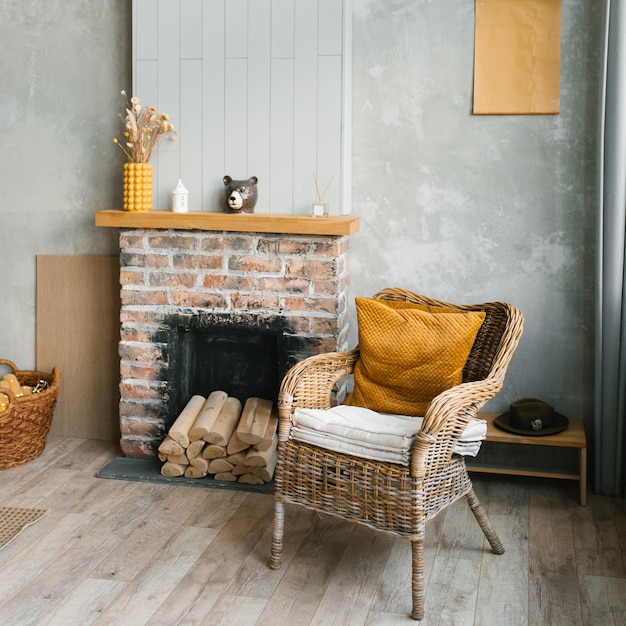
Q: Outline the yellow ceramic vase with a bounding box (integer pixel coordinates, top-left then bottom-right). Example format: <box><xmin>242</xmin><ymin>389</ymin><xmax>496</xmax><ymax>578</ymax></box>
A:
<box><xmin>123</xmin><ymin>162</ymin><xmax>153</xmax><ymax>212</ymax></box>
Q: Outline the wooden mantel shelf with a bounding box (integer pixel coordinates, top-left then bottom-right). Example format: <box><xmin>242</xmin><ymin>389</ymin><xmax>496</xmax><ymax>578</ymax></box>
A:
<box><xmin>95</xmin><ymin>210</ymin><xmax>360</xmax><ymax>236</ymax></box>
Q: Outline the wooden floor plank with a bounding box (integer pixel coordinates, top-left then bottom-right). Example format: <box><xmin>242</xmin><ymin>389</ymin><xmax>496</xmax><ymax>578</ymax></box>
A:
<box><xmin>71</xmin><ymin>474</ymin><xmax>143</xmax><ymax>516</ymax></box>
<box><xmin>364</xmin><ymin>612</ymin><xmax>417</xmax><ymax>625</ymax></box>
<box><xmin>579</xmin><ymin>574</ymin><xmax>615</xmax><ymax>626</ymax></box>
<box><xmin>0</xmin><ymin>513</ymin><xmax>99</xmax><ymax>617</ymax></box>
<box><xmin>474</xmin><ymin>512</ymin><xmax>529</xmax><ymax>626</ymax></box>
<box><xmin>439</xmin><ymin>495</ymin><xmax>486</xmax><ymax>560</ymax></box>
<box><xmin>36</xmin><ymin>578</ymin><xmax>125</xmax><ymax>626</ymax></box>
<box><xmin>0</xmin><ymin>481</ymin><xmax>172</xmax><ymax>622</ymax></box>
<box><xmin>614</xmin><ymin>498</ymin><xmax>626</xmax><ymax>578</ymax></box>
<box><xmin>89</xmin><ymin>486</ymin><xmax>211</xmax><ymax>582</ymax></box>
<box><xmin>420</xmin><ymin>493</ymin><xmax>495</xmax><ymax>623</ymax></box>
<box><xmin>529</xmin><ymin>482</ymin><xmax>582</xmax><ymax>624</ymax></box>
<box><xmin>197</xmin><ymin>593</ymin><xmax>267</xmax><ymax>626</ymax></box>
<box><xmin>606</xmin><ymin>575</ymin><xmax>626</xmax><ymax>624</ymax></box>
<box><xmin>49</xmin><ymin>438</ymin><xmax>118</xmax><ymax>472</ymax></box>
<box><xmin>0</xmin><ymin>467</ymin><xmax>77</xmax><ymax>509</ymax></box>
<box><xmin>593</xmin><ymin>496</ymin><xmax>626</xmax><ymax>577</ymax></box>
<box><xmin>309</xmin><ymin>523</ymin><xmax>394</xmax><ymax>624</ymax></box>
<box><xmin>149</xmin><ymin>492</ymin><xmax>274</xmax><ymax>625</ymax></box>
<box><xmin>573</xmin><ymin>492</ymin><xmax>626</xmax><ymax>578</ymax></box>
<box><xmin>485</xmin><ymin>474</ymin><xmax>529</xmax><ymax>517</ymax></box>
<box><xmin>368</xmin><ymin>537</ymin><xmax>412</xmax><ymax>616</ymax></box>
<box><xmin>183</xmin><ymin>488</ymin><xmax>248</xmax><ymax>529</ymax></box>
<box><xmin>0</xmin><ymin>437</ymin><xmax>85</xmax><ymax>502</ymax></box>
<box><xmin>93</xmin><ymin>526</ymin><xmax>217</xmax><ymax>625</ymax></box>
<box><xmin>424</xmin><ymin>556</ymin><xmax>481</xmax><ymax>626</ymax></box>
<box><xmin>256</xmin><ymin>513</ymin><xmax>355</xmax><ymax>626</ymax></box>
<box><xmin>224</xmin><ymin>501</ymin><xmax>318</xmax><ymax>600</ymax></box>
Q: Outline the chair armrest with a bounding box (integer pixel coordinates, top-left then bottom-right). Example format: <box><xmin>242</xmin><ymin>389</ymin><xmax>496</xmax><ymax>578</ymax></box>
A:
<box><xmin>423</xmin><ymin>376</ymin><xmax>504</xmax><ymax>433</ymax></box>
<box><xmin>277</xmin><ymin>348</ymin><xmax>359</xmax><ymax>441</ymax></box>
<box><xmin>409</xmin><ymin>376</ymin><xmax>504</xmax><ymax>478</ymax></box>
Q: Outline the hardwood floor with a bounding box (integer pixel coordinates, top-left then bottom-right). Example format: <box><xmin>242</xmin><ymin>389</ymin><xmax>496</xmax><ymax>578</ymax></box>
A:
<box><xmin>0</xmin><ymin>436</ymin><xmax>624</xmax><ymax>625</ymax></box>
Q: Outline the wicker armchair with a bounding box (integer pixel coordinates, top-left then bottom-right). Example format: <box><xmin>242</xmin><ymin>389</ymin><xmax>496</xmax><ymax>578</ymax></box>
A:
<box><xmin>269</xmin><ymin>288</ymin><xmax>524</xmax><ymax>620</ymax></box>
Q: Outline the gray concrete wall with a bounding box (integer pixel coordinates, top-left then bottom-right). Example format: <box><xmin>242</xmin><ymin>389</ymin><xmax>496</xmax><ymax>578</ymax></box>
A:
<box><xmin>349</xmin><ymin>0</ymin><xmax>601</xmax><ymax>421</ymax></box>
<box><xmin>0</xmin><ymin>1</ymin><xmax>600</xmax><ymax>423</ymax></box>
<box><xmin>0</xmin><ymin>0</ymin><xmax>131</xmax><ymax>365</ymax></box>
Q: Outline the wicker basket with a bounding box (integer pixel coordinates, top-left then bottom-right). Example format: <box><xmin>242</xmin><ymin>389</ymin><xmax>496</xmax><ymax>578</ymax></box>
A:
<box><xmin>0</xmin><ymin>359</ymin><xmax>60</xmax><ymax>470</ymax></box>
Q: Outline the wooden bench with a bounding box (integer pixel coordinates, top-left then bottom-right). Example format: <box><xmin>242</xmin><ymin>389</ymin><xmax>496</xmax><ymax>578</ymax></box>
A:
<box><xmin>467</xmin><ymin>412</ymin><xmax>587</xmax><ymax>506</ymax></box>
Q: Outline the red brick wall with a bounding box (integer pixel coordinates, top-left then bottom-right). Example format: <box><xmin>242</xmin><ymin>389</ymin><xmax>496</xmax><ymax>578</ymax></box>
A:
<box><xmin>117</xmin><ymin>228</ymin><xmax>352</xmax><ymax>459</ymax></box>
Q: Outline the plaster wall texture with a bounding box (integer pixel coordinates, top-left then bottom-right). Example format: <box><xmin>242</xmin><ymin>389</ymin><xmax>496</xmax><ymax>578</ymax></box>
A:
<box><xmin>0</xmin><ymin>0</ymin><xmax>600</xmax><ymax>422</ymax></box>
<box><xmin>0</xmin><ymin>0</ymin><xmax>131</xmax><ymax>364</ymax></box>
<box><xmin>349</xmin><ymin>0</ymin><xmax>600</xmax><ymax>420</ymax></box>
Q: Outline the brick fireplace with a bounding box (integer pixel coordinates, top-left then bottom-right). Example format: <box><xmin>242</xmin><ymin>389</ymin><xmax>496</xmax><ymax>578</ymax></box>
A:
<box><xmin>96</xmin><ymin>211</ymin><xmax>359</xmax><ymax>460</ymax></box>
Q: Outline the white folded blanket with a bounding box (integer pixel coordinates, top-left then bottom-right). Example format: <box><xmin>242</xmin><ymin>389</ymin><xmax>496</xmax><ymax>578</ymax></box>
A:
<box><xmin>290</xmin><ymin>405</ymin><xmax>486</xmax><ymax>465</ymax></box>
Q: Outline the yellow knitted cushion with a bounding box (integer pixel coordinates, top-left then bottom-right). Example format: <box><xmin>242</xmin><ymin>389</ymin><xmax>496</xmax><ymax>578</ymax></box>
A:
<box><xmin>347</xmin><ymin>297</ymin><xmax>486</xmax><ymax>416</ymax></box>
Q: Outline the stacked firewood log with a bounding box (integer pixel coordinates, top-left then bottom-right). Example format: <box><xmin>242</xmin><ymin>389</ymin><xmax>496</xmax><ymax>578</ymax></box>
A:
<box><xmin>158</xmin><ymin>391</ymin><xmax>277</xmax><ymax>484</ymax></box>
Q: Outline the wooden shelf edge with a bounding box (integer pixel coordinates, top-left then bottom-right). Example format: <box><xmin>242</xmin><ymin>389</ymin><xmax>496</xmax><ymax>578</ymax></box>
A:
<box><xmin>466</xmin><ymin>464</ymin><xmax>580</xmax><ymax>481</ymax></box>
<box><xmin>95</xmin><ymin>209</ymin><xmax>360</xmax><ymax>236</ymax></box>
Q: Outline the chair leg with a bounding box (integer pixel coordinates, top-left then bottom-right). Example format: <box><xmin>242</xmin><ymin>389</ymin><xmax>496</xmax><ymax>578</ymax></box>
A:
<box><xmin>269</xmin><ymin>499</ymin><xmax>285</xmax><ymax>570</ymax></box>
<box><xmin>465</xmin><ymin>488</ymin><xmax>505</xmax><ymax>555</ymax></box>
<box><xmin>410</xmin><ymin>538</ymin><xmax>425</xmax><ymax>621</ymax></box>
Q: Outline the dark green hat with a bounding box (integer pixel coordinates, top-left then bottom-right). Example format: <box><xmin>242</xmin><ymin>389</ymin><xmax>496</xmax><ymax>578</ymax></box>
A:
<box><xmin>494</xmin><ymin>398</ymin><xmax>569</xmax><ymax>436</ymax></box>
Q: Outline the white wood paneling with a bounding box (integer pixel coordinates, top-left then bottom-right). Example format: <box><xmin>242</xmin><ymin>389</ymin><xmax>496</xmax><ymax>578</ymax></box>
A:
<box><xmin>224</xmin><ymin>58</ymin><xmax>249</xmax><ymax>180</ymax></box>
<box><xmin>181</xmin><ymin>0</ymin><xmax>203</xmax><ymax>60</ymax></box>
<box><xmin>270</xmin><ymin>57</ymin><xmax>295</xmax><ymax>211</ymax></box>
<box><xmin>132</xmin><ymin>0</ymin><xmax>351</xmax><ymax>214</ymax></box>
<box><xmin>134</xmin><ymin>59</ymin><xmax>158</xmax><ymax>209</ymax></box>
<box><xmin>134</xmin><ymin>60</ymin><xmax>158</xmax><ymax>106</ymax></box>
<box><xmin>155</xmin><ymin>0</ymin><xmax>181</xmax><ymax>209</ymax></box>
<box><xmin>225</xmin><ymin>0</ymin><xmax>248</xmax><ymax>59</ymax></box>
<box><xmin>341</xmin><ymin>1</ymin><xmax>352</xmax><ymax>214</ymax></box>
<box><xmin>293</xmin><ymin>1</ymin><xmax>319</xmax><ymax>213</ymax></box>
<box><xmin>319</xmin><ymin>0</ymin><xmax>343</xmax><ymax>56</ymax></box>
<box><xmin>180</xmin><ymin>60</ymin><xmax>203</xmax><ymax>212</ymax></box>
<box><xmin>247</xmin><ymin>1</ymin><xmax>272</xmax><ymax>213</ymax></box>
<box><xmin>134</xmin><ymin>0</ymin><xmax>158</xmax><ymax>60</ymax></box>
<box><xmin>271</xmin><ymin>0</ymin><xmax>295</xmax><ymax>59</ymax></box>
<box><xmin>317</xmin><ymin>55</ymin><xmax>342</xmax><ymax>214</ymax></box>
<box><xmin>202</xmin><ymin>0</ymin><xmax>226</xmax><ymax>211</ymax></box>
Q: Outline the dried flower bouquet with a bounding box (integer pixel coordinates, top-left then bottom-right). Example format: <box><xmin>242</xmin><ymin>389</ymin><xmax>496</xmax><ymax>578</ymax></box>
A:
<box><xmin>113</xmin><ymin>90</ymin><xmax>178</xmax><ymax>163</ymax></box>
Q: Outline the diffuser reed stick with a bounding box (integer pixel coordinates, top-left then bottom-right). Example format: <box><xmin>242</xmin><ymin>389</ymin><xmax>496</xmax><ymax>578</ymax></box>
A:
<box><xmin>313</xmin><ymin>174</ymin><xmax>334</xmax><ymax>204</ymax></box>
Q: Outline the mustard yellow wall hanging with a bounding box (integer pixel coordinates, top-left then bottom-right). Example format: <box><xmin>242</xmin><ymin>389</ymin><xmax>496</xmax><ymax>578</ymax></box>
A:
<box><xmin>473</xmin><ymin>0</ymin><xmax>562</xmax><ymax>115</ymax></box>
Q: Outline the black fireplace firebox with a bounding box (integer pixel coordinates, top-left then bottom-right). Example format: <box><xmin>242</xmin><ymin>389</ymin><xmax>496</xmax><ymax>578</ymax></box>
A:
<box><xmin>176</xmin><ymin>326</ymin><xmax>278</xmax><ymax>406</ymax></box>
<box><xmin>161</xmin><ymin>311</ymin><xmax>326</xmax><ymax>430</ymax></box>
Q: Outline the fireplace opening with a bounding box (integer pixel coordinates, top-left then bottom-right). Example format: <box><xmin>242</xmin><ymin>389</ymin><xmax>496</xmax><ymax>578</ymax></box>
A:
<box><xmin>160</xmin><ymin>311</ymin><xmax>322</xmax><ymax>432</ymax></box>
<box><xmin>175</xmin><ymin>326</ymin><xmax>279</xmax><ymax>409</ymax></box>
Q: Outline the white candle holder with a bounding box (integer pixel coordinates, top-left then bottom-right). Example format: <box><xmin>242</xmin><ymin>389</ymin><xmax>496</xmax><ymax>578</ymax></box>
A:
<box><xmin>172</xmin><ymin>179</ymin><xmax>189</xmax><ymax>213</ymax></box>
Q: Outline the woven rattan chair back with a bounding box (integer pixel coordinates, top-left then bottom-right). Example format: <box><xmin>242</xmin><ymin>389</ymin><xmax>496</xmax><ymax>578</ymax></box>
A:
<box><xmin>373</xmin><ymin>287</ymin><xmax>509</xmax><ymax>384</ymax></box>
<box><xmin>269</xmin><ymin>289</ymin><xmax>524</xmax><ymax>620</ymax></box>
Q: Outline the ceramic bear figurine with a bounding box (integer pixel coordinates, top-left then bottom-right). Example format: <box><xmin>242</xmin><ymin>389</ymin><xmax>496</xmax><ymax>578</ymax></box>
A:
<box><xmin>223</xmin><ymin>175</ymin><xmax>258</xmax><ymax>213</ymax></box>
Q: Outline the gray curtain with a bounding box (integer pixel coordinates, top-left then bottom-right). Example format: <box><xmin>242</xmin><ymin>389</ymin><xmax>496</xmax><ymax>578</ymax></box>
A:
<box><xmin>595</xmin><ymin>0</ymin><xmax>626</xmax><ymax>497</ymax></box>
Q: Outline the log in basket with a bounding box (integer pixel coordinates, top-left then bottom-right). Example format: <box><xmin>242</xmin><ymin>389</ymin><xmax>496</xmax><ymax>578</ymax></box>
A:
<box><xmin>0</xmin><ymin>359</ymin><xmax>60</xmax><ymax>470</ymax></box>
